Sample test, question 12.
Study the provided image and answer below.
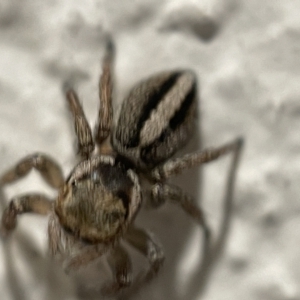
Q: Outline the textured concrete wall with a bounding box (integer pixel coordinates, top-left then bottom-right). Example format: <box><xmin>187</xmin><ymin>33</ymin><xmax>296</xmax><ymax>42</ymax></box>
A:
<box><xmin>0</xmin><ymin>1</ymin><xmax>300</xmax><ymax>300</ymax></box>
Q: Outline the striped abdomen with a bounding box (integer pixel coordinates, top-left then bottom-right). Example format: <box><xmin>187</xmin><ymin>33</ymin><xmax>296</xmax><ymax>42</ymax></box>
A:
<box><xmin>112</xmin><ymin>71</ymin><xmax>198</xmax><ymax>170</ymax></box>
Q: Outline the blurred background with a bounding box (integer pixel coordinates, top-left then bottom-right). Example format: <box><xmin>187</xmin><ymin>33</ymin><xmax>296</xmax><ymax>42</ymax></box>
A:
<box><xmin>0</xmin><ymin>1</ymin><xmax>300</xmax><ymax>299</ymax></box>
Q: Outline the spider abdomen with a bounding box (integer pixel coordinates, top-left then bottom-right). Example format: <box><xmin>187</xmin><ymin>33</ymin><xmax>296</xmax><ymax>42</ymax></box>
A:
<box><xmin>112</xmin><ymin>70</ymin><xmax>198</xmax><ymax>170</ymax></box>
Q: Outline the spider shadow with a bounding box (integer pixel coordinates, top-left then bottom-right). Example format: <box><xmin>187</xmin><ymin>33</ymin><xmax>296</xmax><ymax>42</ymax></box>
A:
<box><xmin>185</xmin><ymin>136</ymin><xmax>243</xmax><ymax>299</ymax></box>
<box><xmin>114</xmin><ymin>122</ymin><xmax>204</xmax><ymax>300</ymax></box>
<box><xmin>0</xmin><ymin>183</ymin><xmax>25</xmax><ymax>300</ymax></box>
<box><xmin>116</xmin><ymin>131</ymin><xmax>242</xmax><ymax>300</ymax></box>
<box><xmin>0</xmin><ymin>183</ymin><xmax>75</xmax><ymax>300</ymax></box>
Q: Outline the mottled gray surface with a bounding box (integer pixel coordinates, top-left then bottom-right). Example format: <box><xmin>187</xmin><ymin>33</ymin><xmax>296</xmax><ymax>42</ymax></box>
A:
<box><xmin>1</xmin><ymin>1</ymin><xmax>300</xmax><ymax>300</ymax></box>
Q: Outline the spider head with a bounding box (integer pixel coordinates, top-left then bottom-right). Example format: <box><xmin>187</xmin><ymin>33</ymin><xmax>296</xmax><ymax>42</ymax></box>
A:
<box><xmin>54</xmin><ymin>156</ymin><xmax>141</xmax><ymax>243</ymax></box>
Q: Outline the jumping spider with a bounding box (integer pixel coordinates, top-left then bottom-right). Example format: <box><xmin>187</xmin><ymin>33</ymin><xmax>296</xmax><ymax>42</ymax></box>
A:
<box><xmin>0</xmin><ymin>39</ymin><xmax>243</xmax><ymax>294</ymax></box>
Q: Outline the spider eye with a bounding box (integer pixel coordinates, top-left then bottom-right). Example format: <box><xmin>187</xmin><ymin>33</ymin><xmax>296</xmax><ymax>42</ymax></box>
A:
<box><xmin>91</xmin><ymin>170</ymin><xmax>100</xmax><ymax>183</ymax></box>
<box><xmin>63</xmin><ymin>225</ymin><xmax>73</xmax><ymax>235</ymax></box>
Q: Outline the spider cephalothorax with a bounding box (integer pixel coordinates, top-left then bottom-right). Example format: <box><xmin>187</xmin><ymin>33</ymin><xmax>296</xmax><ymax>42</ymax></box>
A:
<box><xmin>55</xmin><ymin>156</ymin><xmax>140</xmax><ymax>244</ymax></box>
<box><xmin>0</xmin><ymin>38</ymin><xmax>243</xmax><ymax>295</ymax></box>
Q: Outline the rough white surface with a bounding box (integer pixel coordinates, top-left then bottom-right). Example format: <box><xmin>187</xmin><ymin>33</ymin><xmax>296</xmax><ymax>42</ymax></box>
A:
<box><xmin>0</xmin><ymin>1</ymin><xmax>300</xmax><ymax>300</ymax></box>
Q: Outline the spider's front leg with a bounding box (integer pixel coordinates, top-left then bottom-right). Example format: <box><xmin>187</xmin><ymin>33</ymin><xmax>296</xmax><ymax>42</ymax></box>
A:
<box><xmin>1</xmin><ymin>194</ymin><xmax>52</xmax><ymax>237</ymax></box>
<box><xmin>1</xmin><ymin>153</ymin><xmax>64</xmax><ymax>189</ymax></box>
<box><xmin>63</xmin><ymin>244</ymin><xmax>110</xmax><ymax>273</ymax></box>
<box><xmin>124</xmin><ymin>226</ymin><xmax>165</xmax><ymax>287</ymax></box>
<box><xmin>102</xmin><ymin>244</ymin><xmax>132</xmax><ymax>295</ymax></box>
<box><xmin>0</xmin><ymin>153</ymin><xmax>63</xmax><ymax>236</ymax></box>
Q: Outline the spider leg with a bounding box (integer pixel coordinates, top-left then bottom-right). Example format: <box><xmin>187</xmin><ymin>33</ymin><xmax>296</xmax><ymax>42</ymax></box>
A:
<box><xmin>95</xmin><ymin>37</ymin><xmax>114</xmax><ymax>148</ymax></box>
<box><xmin>64</xmin><ymin>244</ymin><xmax>110</xmax><ymax>273</ymax></box>
<box><xmin>124</xmin><ymin>226</ymin><xmax>165</xmax><ymax>288</ymax></box>
<box><xmin>102</xmin><ymin>244</ymin><xmax>132</xmax><ymax>295</ymax></box>
<box><xmin>151</xmin><ymin>137</ymin><xmax>243</xmax><ymax>180</ymax></box>
<box><xmin>65</xmin><ymin>89</ymin><xmax>95</xmax><ymax>159</ymax></box>
<box><xmin>149</xmin><ymin>137</ymin><xmax>244</xmax><ymax>251</ymax></box>
<box><xmin>1</xmin><ymin>193</ymin><xmax>52</xmax><ymax>236</ymax></box>
<box><xmin>150</xmin><ymin>183</ymin><xmax>210</xmax><ymax>248</ymax></box>
<box><xmin>1</xmin><ymin>153</ymin><xmax>64</xmax><ymax>189</ymax></box>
